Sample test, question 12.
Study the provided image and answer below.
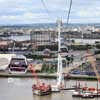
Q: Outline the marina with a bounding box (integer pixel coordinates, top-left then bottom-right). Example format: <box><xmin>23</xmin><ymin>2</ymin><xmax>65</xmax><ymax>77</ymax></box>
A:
<box><xmin>0</xmin><ymin>78</ymin><xmax>100</xmax><ymax>100</ymax></box>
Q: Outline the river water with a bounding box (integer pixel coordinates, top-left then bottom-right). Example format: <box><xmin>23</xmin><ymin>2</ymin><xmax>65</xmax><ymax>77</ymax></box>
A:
<box><xmin>0</xmin><ymin>78</ymin><xmax>100</xmax><ymax>100</ymax></box>
<box><xmin>2</xmin><ymin>35</ymin><xmax>100</xmax><ymax>44</ymax></box>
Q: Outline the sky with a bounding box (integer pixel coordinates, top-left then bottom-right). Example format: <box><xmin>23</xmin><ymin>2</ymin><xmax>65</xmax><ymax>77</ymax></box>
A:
<box><xmin>0</xmin><ymin>0</ymin><xmax>100</xmax><ymax>25</ymax></box>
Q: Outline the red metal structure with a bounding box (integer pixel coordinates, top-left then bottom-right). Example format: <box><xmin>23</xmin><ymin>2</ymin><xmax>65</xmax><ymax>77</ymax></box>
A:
<box><xmin>28</xmin><ymin>64</ymin><xmax>51</xmax><ymax>96</ymax></box>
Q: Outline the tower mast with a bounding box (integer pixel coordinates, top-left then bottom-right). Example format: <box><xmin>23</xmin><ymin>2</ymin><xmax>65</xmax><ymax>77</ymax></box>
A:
<box><xmin>57</xmin><ymin>19</ymin><xmax>64</xmax><ymax>87</ymax></box>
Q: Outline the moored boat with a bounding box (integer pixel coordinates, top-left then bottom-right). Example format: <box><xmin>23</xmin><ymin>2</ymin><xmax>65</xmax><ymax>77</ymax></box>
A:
<box><xmin>81</xmin><ymin>92</ymin><xmax>94</xmax><ymax>98</ymax></box>
<box><xmin>72</xmin><ymin>87</ymin><xmax>100</xmax><ymax>98</ymax></box>
<box><xmin>72</xmin><ymin>91</ymin><xmax>82</xmax><ymax>97</ymax></box>
<box><xmin>28</xmin><ymin>64</ymin><xmax>52</xmax><ymax>96</ymax></box>
<box><xmin>51</xmin><ymin>85</ymin><xmax>60</xmax><ymax>92</ymax></box>
<box><xmin>32</xmin><ymin>83</ymin><xmax>51</xmax><ymax>96</ymax></box>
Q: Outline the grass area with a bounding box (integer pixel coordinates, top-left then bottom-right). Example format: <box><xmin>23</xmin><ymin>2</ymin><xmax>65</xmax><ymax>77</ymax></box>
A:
<box><xmin>24</xmin><ymin>54</ymin><xmax>44</xmax><ymax>60</ymax></box>
<box><xmin>41</xmin><ymin>63</ymin><xmax>57</xmax><ymax>73</ymax></box>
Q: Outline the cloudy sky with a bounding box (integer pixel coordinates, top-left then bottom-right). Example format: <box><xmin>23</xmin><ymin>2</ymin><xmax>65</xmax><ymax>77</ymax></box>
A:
<box><xmin>0</xmin><ymin>0</ymin><xmax>100</xmax><ymax>24</ymax></box>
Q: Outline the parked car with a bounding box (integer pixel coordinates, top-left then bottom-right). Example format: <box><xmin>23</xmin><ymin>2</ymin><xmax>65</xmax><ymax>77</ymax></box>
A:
<box><xmin>85</xmin><ymin>71</ymin><xmax>96</xmax><ymax>76</ymax></box>
<box><xmin>70</xmin><ymin>70</ymin><xmax>81</xmax><ymax>75</ymax></box>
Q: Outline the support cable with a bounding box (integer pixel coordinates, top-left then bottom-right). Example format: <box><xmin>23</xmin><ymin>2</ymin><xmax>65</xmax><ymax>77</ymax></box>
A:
<box><xmin>66</xmin><ymin>0</ymin><xmax>72</xmax><ymax>25</ymax></box>
<box><xmin>41</xmin><ymin>0</ymin><xmax>51</xmax><ymax>18</ymax></box>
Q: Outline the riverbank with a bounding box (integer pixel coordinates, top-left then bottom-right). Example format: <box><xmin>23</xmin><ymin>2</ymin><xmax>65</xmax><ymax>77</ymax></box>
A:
<box><xmin>0</xmin><ymin>71</ymin><xmax>98</xmax><ymax>81</ymax></box>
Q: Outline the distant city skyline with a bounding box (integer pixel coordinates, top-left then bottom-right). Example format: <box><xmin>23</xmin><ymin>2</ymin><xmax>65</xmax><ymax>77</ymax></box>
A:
<box><xmin>0</xmin><ymin>0</ymin><xmax>100</xmax><ymax>25</ymax></box>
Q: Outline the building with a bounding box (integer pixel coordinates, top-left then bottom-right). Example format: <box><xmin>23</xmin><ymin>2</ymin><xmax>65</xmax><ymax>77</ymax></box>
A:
<box><xmin>30</xmin><ymin>29</ymin><xmax>57</xmax><ymax>46</ymax></box>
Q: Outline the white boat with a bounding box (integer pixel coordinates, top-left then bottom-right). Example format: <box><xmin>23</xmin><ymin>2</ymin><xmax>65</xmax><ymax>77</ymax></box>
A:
<box><xmin>9</xmin><ymin>55</ymin><xmax>28</xmax><ymax>74</ymax></box>
<box><xmin>72</xmin><ymin>91</ymin><xmax>82</xmax><ymax>97</ymax></box>
<box><xmin>72</xmin><ymin>87</ymin><xmax>100</xmax><ymax>98</ymax></box>
<box><xmin>51</xmin><ymin>85</ymin><xmax>60</xmax><ymax>92</ymax></box>
<box><xmin>72</xmin><ymin>90</ymin><xmax>94</xmax><ymax>98</ymax></box>
<box><xmin>81</xmin><ymin>92</ymin><xmax>94</xmax><ymax>98</ymax></box>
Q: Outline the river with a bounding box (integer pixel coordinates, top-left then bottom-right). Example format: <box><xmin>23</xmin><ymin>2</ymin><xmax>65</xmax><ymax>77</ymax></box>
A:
<box><xmin>1</xmin><ymin>35</ymin><xmax>100</xmax><ymax>44</ymax></box>
<box><xmin>0</xmin><ymin>78</ymin><xmax>100</xmax><ymax>100</ymax></box>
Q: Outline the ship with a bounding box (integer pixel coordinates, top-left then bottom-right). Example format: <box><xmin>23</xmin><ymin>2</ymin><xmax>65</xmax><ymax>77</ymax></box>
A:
<box><xmin>32</xmin><ymin>83</ymin><xmax>51</xmax><ymax>96</ymax></box>
<box><xmin>72</xmin><ymin>87</ymin><xmax>100</xmax><ymax>98</ymax></box>
<box><xmin>28</xmin><ymin>64</ymin><xmax>52</xmax><ymax>96</ymax></box>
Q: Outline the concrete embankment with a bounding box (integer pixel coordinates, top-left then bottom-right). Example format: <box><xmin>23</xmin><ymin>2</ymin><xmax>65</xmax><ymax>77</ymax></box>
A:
<box><xmin>70</xmin><ymin>74</ymin><xmax>98</xmax><ymax>81</ymax></box>
<box><xmin>0</xmin><ymin>72</ymin><xmax>57</xmax><ymax>78</ymax></box>
<box><xmin>0</xmin><ymin>71</ymin><xmax>98</xmax><ymax>81</ymax></box>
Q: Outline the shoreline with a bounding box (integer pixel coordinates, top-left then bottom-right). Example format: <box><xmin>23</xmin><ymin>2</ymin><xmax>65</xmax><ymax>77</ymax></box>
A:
<box><xmin>0</xmin><ymin>72</ymin><xmax>98</xmax><ymax>81</ymax></box>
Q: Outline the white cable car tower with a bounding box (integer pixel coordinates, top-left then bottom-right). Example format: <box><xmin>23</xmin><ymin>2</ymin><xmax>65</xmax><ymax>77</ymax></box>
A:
<box><xmin>51</xmin><ymin>19</ymin><xmax>64</xmax><ymax>92</ymax></box>
<box><xmin>57</xmin><ymin>19</ymin><xmax>64</xmax><ymax>87</ymax></box>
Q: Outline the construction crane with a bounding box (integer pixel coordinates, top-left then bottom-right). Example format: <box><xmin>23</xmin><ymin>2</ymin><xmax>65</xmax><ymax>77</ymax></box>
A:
<box><xmin>29</xmin><ymin>63</ymin><xmax>52</xmax><ymax>96</ymax></box>
<box><xmin>28</xmin><ymin>64</ymin><xmax>40</xmax><ymax>84</ymax></box>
